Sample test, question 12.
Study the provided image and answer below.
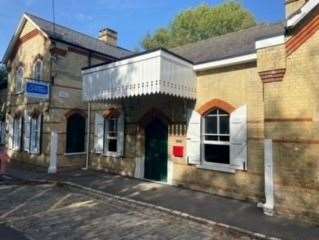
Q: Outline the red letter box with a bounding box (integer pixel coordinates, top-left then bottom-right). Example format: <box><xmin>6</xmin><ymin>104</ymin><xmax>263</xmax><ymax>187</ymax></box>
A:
<box><xmin>173</xmin><ymin>146</ymin><xmax>184</xmax><ymax>158</ymax></box>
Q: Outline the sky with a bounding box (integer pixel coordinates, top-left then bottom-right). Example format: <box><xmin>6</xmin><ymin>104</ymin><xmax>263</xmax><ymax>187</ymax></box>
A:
<box><xmin>0</xmin><ymin>0</ymin><xmax>285</xmax><ymax>59</ymax></box>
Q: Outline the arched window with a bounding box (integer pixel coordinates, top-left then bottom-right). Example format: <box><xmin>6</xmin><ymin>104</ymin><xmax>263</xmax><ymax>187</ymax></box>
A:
<box><xmin>66</xmin><ymin>113</ymin><xmax>86</xmax><ymax>153</ymax></box>
<box><xmin>33</xmin><ymin>59</ymin><xmax>43</xmax><ymax>80</ymax></box>
<box><xmin>16</xmin><ymin>66</ymin><xmax>24</xmax><ymax>93</ymax></box>
<box><xmin>202</xmin><ymin>108</ymin><xmax>230</xmax><ymax>165</ymax></box>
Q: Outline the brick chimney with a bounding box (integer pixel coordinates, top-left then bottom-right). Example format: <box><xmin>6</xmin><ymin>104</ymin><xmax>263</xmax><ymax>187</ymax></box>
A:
<box><xmin>286</xmin><ymin>0</ymin><xmax>308</xmax><ymax>18</ymax></box>
<box><xmin>99</xmin><ymin>28</ymin><xmax>118</xmax><ymax>47</ymax></box>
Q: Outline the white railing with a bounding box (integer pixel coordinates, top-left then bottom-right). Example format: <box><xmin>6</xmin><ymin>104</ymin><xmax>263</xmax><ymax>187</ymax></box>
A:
<box><xmin>82</xmin><ymin>50</ymin><xmax>196</xmax><ymax>101</ymax></box>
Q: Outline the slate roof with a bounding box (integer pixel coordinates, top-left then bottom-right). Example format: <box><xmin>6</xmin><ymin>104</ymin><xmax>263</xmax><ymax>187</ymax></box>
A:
<box><xmin>171</xmin><ymin>22</ymin><xmax>285</xmax><ymax>64</ymax></box>
<box><xmin>25</xmin><ymin>13</ymin><xmax>131</xmax><ymax>59</ymax></box>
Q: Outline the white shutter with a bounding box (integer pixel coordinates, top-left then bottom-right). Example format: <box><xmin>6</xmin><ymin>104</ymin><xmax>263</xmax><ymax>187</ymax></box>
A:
<box><xmin>24</xmin><ymin>112</ymin><xmax>31</xmax><ymax>152</ymax></box>
<box><xmin>116</xmin><ymin>111</ymin><xmax>124</xmax><ymax>157</ymax></box>
<box><xmin>104</xmin><ymin>118</ymin><xmax>109</xmax><ymax>154</ymax></box>
<box><xmin>17</xmin><ymin>117</ymin><xmax>22</xmax><ymax>150</ymax></box>
<box><xmin>230</xmin><ymin>105</ymin><xmax>247</xmax><ymax>170</ymax></box>
<box><xmin>7</xmin><ymin>115</ymin><xmax>13</xmax><ymax>149</ymax></box>
<box><xmin>34</xmin><ymin>115</ymin><xmax>42</xmax><ymax>154</ymax></box>
<box><xmin>94</xmin><ymin>113</ymin><xmax>104</xmax><ymax>153</ymax></box>
<box><xmin>186</xmin><ymin>110</ymin><xmax>201</xmax><ymax>165</ymax></box>
<box><xmin>0</xmin><ymin>121</ymin><xmax>5</xmax><ymax>145</ymax></box>
<box><xmin>30</xmin><ymin>118</ymin><xmax>37</xmax><ymax>153</ymax></box>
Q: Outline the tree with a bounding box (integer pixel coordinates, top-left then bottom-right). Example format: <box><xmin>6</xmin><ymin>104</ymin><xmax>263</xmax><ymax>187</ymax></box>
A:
<box><xmin>142</xmin><ymin>1</ymin><xmax>256</xmax><ymax>50</ymax></box>
<box><xmin>0</xmin><ymin>64</ymin><xmax>8</xmax><ymax>89</ymax></box>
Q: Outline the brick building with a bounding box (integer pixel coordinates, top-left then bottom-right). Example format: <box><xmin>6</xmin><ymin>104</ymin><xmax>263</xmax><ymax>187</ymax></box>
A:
<box><xmin>81</xmin><ymin>0</ymin><xmax>319</xmax><ymax>225</ymax></box>
<box><xmin>2</xmin><ymin>13</ymin><xmax>130</xmax><ymax>169</ymax></box>
<box><xmin>2</xmin><ymin>0</ymin><xmax>319</xmax><ymax>225</ymax></box>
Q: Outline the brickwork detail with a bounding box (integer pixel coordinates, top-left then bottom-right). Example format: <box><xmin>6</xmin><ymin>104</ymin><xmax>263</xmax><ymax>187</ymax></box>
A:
<box><xmin>259</xmin><ymin>69</ymin><xmax>286</xmax><ymax>83</ymax></box>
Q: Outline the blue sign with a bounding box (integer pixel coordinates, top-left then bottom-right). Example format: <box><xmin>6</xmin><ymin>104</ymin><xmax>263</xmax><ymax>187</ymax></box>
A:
<box><xmin>25</xmin><ymin>81</ymin><xmax>50</xmax><ymax>99</ymax></box>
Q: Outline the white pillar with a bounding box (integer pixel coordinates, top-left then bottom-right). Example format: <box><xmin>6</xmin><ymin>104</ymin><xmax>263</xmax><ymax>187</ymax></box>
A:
<box><xmin>262</xmin><ymin>139</ymin><xmax>274</xmax><ymax>216</ymax></box>
<box><xmin>48</xmin><ymin>132</ymin><xmax>58</xmax><ymax>174</ymax></box>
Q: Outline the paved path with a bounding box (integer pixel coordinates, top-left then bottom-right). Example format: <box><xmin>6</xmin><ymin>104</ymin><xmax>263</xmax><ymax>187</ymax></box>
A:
<box><xmin>6</xmin><ymin>166</ymin><xmax>319</xmax><ymax>240</ymax></box>
<box><xmin>0</xmin><ymin>182</ymin><xmax>255</xmax><ymax>240</ymax></box>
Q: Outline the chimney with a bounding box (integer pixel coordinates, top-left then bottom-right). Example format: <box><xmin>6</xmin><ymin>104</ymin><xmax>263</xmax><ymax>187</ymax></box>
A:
<box><xmin>285</xmin><ymin>0</ymin><xmax>308</xmax><ymax>18</ymax></box>
<box><xmin>99</xmin><ymin>28</ymin><xmax>118</xmax><ymax>47</ymax></box>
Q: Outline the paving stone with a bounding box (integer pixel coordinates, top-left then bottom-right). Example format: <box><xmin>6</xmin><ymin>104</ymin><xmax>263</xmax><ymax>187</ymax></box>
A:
<box><xmin>0</xmin><ymin>183</ymin><xmax>257</xmax><ymax>240</ymax></box>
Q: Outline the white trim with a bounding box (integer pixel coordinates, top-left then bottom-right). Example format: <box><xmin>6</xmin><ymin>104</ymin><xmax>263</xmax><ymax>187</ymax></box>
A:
<box><xmin>82</xmin><ymin>50</ymin><xmax>192</xmax><ymax>75</ymax></box>
<box><xmin>3</xmin><ymin>14</ymin><xmax>48</xmax><ymax>63</ymax></box>
<box><xmin>64</xmin><ymin>152</ymin><xmax>86</xmax><ymax>156</ymax></box>
<box><xmin>255</xmin><ymin>35</ymin><xmax>285</xmax><ymax>50</ymax></box>
<box><xmin>198</xmin><ymin>163</ymin><xmax>235</xmax><ymax>174</ymax></box>
<box><xmin>23</xmin><ymin>14</ymin><xmax>49</xmax><ymax>38</ymax></box>
<box><xmin>193</xmin><ymin>53</ymin><xmax>257</xmax><ymax>71</ymax></box>
<box><xmin>287</xmin><ymin>0</ymin><xmax>319</xmax><ymax>28</ymax></box>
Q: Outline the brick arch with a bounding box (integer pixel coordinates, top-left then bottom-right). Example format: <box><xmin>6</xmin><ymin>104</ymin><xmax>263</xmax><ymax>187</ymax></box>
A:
<box><xmin>33</xmin><ymin>54</ymin><xmax>43</xmax><ymax>64</ymax></box>
<box><xmin>138</xmin><ymin>108</ymin><xmax>170</xmax><ymax>128</ymax></box>
<box><xmin>64</xmin><ymin>108</ymin><xmax>87</xmax><ymax>119</ymax></box>
<box><xmin>14</xmin><ymin>107</ymin><xmax>24</xmax><ymax>118</ymax></box>
<box><xmin>197</xmin><ymin>99</ymin><xmax>236</xmax><ymax>116</ymax></box>
<box><xmin>30</xmin><ymin>107</ymin><xmax>42</xmax><ymax>118</ymax></box>
<box><xmin>103</xmin><ymin>107</ymin><xmax>121</xmax><ymax>119</ymax></box>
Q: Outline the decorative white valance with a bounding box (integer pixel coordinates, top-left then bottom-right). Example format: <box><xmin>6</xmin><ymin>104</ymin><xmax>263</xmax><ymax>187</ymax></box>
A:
<box><xmin>82</xmin><ymin>49</ymin><xmax>196</xmax><ymax>101</ymax></box>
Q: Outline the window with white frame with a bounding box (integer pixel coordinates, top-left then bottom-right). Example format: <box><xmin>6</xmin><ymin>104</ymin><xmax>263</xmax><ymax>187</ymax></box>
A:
<box><xmin>16</xmin><ymin>66</ymin><xmax>24</xmax><ymax>93</ymax></box>
<box><xmin>24</xmin><ymin>113</ymin><xmax>42</xmax><ymax>154</ymax></box>
<box><xmin>13</xmin><ymin>116</ymin><xmax>22</xmax><ymax>150</ymax></box>
<box><xmin>202</xmin><ymin>109</ymin><xmax>230</xmax><ymax>165</ymax></box>
<box><xmin>33</xmin><ymin>59</ymin><xmax>43</xmax><ymax>80</ymax></box>
<box><xmin>104</xmin><ymin>118</ymin><xmax>118</xmax><ymax>154</ymax></box>
<box><xmin>94</xmin><ymin>111</ymin><xmax>124</xmax><ymax>157</ymax></box>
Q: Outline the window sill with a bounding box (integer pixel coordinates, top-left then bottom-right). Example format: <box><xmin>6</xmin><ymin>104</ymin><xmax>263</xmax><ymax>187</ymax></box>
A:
<box><xmin>15</xmin><ymin>90</ymin><xmax>24</xmax><ymax>95</ymax></box>
<box><xmin>102</xmin><ymin>152</ymin><xmax>120</xmax><ymax>158</ymax></box>
<box><xmin>64</xmin><ymin>152</ymin><xmax>86</xmax><ymax>156</ymax></box>
<box><xmin>197</xmin><ymin>163</ymin><xmax>235</xmax><ymax>174</ymax></box>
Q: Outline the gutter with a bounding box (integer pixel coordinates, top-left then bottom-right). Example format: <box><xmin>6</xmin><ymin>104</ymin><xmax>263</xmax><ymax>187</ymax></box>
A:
<box><xmin>287</xmin><ymin>0</ymin><xmax>319</xmax><ymax>28</ymax></box>
<box><xmin>193</xmin><ymin>53</ymin><xmax>257</xmax><ymax>72</ymax></box>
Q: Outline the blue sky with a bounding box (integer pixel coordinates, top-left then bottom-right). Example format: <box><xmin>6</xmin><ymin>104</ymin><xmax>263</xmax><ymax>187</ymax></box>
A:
<box><xmin>0</xmin><ymin>0</ymin><xmax>284</xmax><ymax>59</ymax></box>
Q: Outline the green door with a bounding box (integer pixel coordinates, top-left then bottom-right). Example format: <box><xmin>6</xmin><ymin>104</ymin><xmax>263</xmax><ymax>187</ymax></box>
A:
<box><xmin>144</xmin><ymin>118</ymin><xmax>168</xmax><ymax>182</ymax></box>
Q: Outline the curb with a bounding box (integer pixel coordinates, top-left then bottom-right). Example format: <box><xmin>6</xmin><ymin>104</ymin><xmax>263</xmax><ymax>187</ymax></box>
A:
<box><xmin>60</xmin><ymin>181</ymin><xmax>282</xmax><ymax>240</ymax></box>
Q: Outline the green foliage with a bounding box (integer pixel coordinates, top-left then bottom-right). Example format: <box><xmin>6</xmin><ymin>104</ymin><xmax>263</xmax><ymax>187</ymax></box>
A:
<box><xmin>0</xmin><ymin>64</ymin><xmax>8</xmax><ymax>89</ymax></box>
<box><xmin>142</xmin><ymin>1</ymin><xmax>256</xmax><ymax>50</ymax></box>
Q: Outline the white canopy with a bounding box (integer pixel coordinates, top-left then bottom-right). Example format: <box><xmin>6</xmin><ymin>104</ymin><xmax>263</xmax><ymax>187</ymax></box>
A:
<box><xmin>82</xmin><ymin>49</ymin><xmax>196</xmax><ymax>101</ymax></box>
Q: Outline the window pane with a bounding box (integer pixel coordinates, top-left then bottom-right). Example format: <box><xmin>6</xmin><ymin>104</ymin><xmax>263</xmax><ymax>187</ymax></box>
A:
<box><xmin>109</xmin><ymin>132</ymin><xmax>117</xmax><ymax>138</ymax></box>
<box><xmin>220</xmin><ymin>136</ymin><xmax>230</xmax><ymax>142</ymax></box>
<box><xmin>205</xmin><ymin>116</ymin><xmax>217</xmax><ymax>134</ymax></box>
<box><xmin>108</xmin><ymin>119</ymin><xmax>117</xmax><ymax>132</ymax></box>
<box><xmin>108</xmin><ymin>139</ymin><xmax>117</xmax><ymax>152</ymax></box>
<box><xmin>205</xmin><ymin>135</ymin><xmax>218</xmax><ymax>141</ymax></box>
<box><xmin>207</xmin><ymin>109</ymin><xmax>218</xmax><ymax>116</ymax></box>
<box><xmin>204</xmin><ymin>144</ymin><xmax>230</xmax><ymax>164</ymax></box>
<box><xmin>219</xmin><ymin>109</ymin><xmax>228</xmax><ymax>115</ymax></box>
<box><xmin>220</xmin><ymin>116</ymin><xmax>229</xmax><ymax>134</ymax></box>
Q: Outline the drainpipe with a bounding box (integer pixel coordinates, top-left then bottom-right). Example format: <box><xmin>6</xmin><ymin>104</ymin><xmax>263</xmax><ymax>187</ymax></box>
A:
<box><xmin>83</xmin><ymin>52</ymin><xmax>92</xmax><ymax>170</ymax></box>
<box><xmin>84</xmin><ymin>102</ymin><xmax>91</xmax><ymax>170</ymax></box>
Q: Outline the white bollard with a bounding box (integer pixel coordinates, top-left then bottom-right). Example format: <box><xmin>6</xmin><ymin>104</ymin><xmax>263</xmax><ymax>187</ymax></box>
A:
<box><xmin>258</xmin><ymin>139</ymin><xmax>274</xmax><ymax>216</ymax></box>
<box><xmin>48</xmin><ymin>132</ymin><xmax>58</xmax><ymax>174</ymax></box>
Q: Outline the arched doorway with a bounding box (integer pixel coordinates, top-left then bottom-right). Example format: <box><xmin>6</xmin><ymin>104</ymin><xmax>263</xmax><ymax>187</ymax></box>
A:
<box><xmin>66</xmin><ymin>112</ymin><xmax>86</xmax><ymax>153</ymax></box>
<box><xmin>144</xmin><ymin>117</ymin><xmax>168</xmax><ymax>182</ymax></box>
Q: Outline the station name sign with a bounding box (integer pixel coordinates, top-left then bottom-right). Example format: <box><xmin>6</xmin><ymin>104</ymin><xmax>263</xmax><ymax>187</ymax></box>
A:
<box><xmin>25</xmin><ymin>80</ymin><xmax>50</xmax><ymax>100</ymax></box>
